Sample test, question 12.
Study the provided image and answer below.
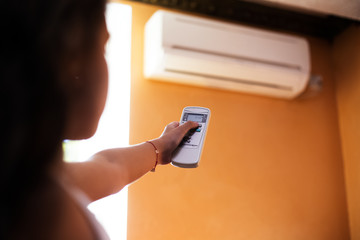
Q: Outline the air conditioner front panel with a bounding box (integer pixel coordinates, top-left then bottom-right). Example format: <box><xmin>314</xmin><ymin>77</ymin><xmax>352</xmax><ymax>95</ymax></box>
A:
<box><xmin>161</xmin><ymin>12</ymin><xmax>310</xmax><ymax>72</ymax></box>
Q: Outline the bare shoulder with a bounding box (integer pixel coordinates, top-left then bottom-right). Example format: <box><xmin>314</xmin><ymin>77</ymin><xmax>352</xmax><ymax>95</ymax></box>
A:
<box><xmin>13</xmin><ymin>179</ymin><xmax>95</xmax><ymax>239</ymax></box>
<box><xmin>53</xmin><ymin>188</ymin><xmax>95</xmax><ymax>240</ymax></box>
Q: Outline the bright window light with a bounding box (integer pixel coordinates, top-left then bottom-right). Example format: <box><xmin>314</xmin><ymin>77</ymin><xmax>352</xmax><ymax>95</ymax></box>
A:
<box><xmin>63</xmin><ymin>3</ymin><xmax>132</xmax><ymax>240</ymax></box>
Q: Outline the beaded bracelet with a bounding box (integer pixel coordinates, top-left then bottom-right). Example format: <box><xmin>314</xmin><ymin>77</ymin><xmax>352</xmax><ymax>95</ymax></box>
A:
<box><xmin>146</xmin><ymin>141</ymin><xmax>159</xmax><ymax>172</ymax></box>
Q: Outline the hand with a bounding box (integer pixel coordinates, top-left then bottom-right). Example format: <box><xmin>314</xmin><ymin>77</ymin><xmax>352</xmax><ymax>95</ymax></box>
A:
<box><xmin>153</xmin><ymin>121</ymin><xmax>199</xmax><ymax>165</ymax></box>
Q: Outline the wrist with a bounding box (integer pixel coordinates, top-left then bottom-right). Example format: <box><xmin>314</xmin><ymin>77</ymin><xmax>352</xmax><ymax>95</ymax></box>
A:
<box><xmin>146</xmin><ymin>141</ymin><xmax>159</xmax><ymax>172</ymax></box>
<box><xmin>152</xmin><ymin>138</ymin><xmax>163</xmax><ymax>157</ymax></box>
<box><xmin>150</xmin><ymin>138</ymin><xmax>168</xmax><ymax>165</ymax></box>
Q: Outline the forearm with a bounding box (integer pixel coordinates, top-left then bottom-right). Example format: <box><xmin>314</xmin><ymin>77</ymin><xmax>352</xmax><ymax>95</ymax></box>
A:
<box><xmin>64</xmin><ymin>140</ymin><xmax>161</xmax><ymax>202</ymax></box>
<box><xmin>93</xmin><ymin>140</ymin><xmax>162</xmax><ymax>186</ymax></box>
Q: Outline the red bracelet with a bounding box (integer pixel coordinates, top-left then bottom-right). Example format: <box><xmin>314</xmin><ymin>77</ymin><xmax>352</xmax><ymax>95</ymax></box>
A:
<box><xmin>146</xmin><ymin>141</ymin><xmax>159</xmax><ymax>172</ymax></box>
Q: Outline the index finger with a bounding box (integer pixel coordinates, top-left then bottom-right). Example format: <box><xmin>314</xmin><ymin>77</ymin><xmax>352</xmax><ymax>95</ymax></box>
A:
<box><xmin>176</xmin><ymin>121</ymin><xmax>199</xmax><ymax>135</ymax></box>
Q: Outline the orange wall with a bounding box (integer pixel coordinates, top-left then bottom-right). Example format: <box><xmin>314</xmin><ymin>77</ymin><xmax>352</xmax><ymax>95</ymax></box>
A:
<box><xmin>123</xmin><ymin>2</ymin><xmax>350</xmax><ymax>239</ymax></box>
<box><xmin>333</xmin><ymin>26</ymin><xmax>360</xmax><ymax>240</ymax></box>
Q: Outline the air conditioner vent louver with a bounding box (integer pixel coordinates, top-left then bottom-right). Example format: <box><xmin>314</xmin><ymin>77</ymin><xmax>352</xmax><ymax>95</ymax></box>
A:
<box><xmin>164</xmin><ymin>68</ymin><xmax>293</xmax><ymax>91</ymax></box>
<box><xmin>171</xmin><ymin>45</ymin><xmax>302</xmax><ymax>71</ymax></box>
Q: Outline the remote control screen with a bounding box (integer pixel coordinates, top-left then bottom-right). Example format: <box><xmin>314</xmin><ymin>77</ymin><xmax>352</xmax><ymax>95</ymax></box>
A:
<box><xmin>184</xmin><ymin>113</ymin><xmax>207</xmax><ymax>123</ymax></box>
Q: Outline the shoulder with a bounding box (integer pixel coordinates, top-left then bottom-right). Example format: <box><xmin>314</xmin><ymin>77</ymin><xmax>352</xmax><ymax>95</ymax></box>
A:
<box><xmin>12</xmin><ymin>178</ymin><xmax>95</xmax><ymax>240</ymax></box>
<box><xmin>53</xmin><ymin>187</ymin><xmax>96</xmax><ymax>240</ymax></box>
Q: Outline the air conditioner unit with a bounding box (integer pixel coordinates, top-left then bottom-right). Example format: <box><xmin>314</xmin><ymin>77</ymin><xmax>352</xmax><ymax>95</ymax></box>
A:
<box><xmin>144</xmin><ymin>10</ymin><xmax>310</xmax><ymax>99</ymax></box>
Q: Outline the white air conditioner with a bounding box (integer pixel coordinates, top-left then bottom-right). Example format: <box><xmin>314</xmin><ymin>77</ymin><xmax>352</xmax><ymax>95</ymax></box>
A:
<box><xmin>144</xmin><ymin>10</ymin><xmax>310</xmax><ymax>99</ymax></box>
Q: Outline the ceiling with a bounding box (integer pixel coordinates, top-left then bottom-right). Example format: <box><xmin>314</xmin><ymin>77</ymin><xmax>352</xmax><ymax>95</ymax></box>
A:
<box><xmin>125</xmin><ymin>0</ymin><xmax>360</xmax><ymax>40</ymax></box>
<box><xmin>256</xmin><ymin>0</ymin><xmax>360</xmax><ymax>21</ymax></box>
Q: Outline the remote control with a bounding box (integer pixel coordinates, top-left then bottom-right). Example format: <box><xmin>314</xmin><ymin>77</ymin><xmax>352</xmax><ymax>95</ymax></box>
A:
<box><xmin>172</xmin><ymin>106</ymin><xmax>210</xmax><ymax>168</ymax></box>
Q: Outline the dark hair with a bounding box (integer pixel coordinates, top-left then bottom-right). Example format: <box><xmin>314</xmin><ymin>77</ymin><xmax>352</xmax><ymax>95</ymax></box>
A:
<box><xmin>0</xmin><ymin>0</ymin><xmax>106</xmax><ymax>238</ymax></box>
